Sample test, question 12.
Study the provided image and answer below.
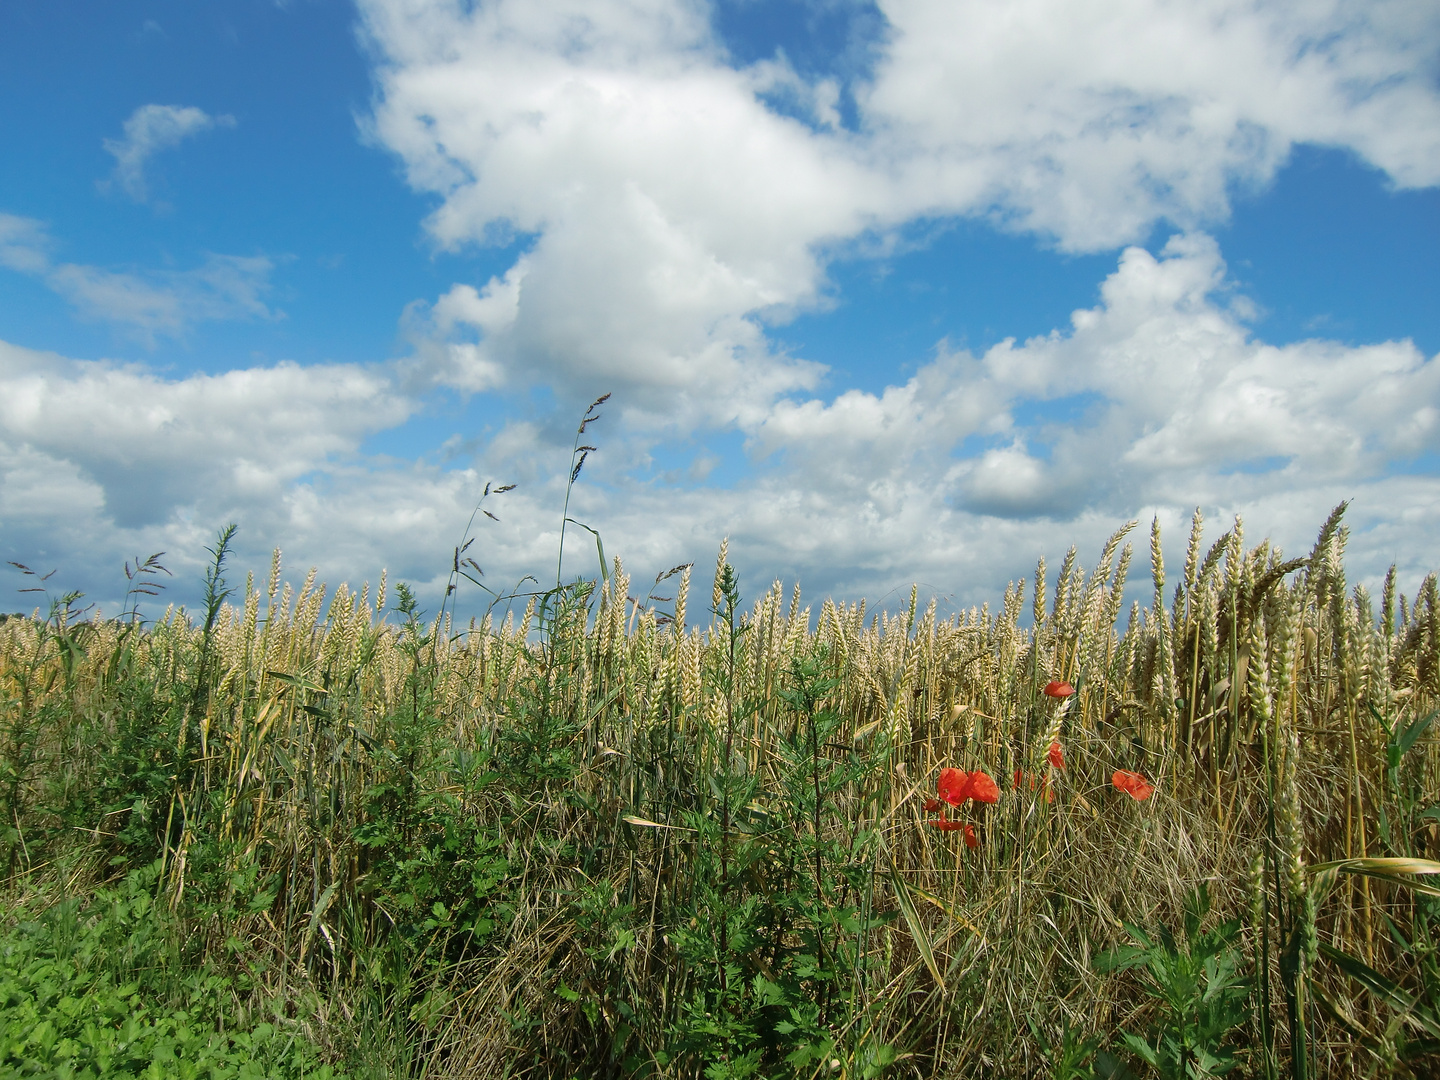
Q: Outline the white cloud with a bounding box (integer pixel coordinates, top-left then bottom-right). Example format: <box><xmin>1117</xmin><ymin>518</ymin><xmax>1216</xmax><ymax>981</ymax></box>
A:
<box><xmin>866</xmin><ymin>0</ymin><xmax>1440</xmax><ymax>246</ymax></box>
<box><xmin>0</xmin><ymin>214</ymin><xmax>51</xmax><ymax>274</ymax></box>
<box><xmin>0</xmin><ymin>337</ymin><xmax>427</xmax><ymax>609</ymax></box>
<box><xmin>974</xmin><ymin>233</ymin><xmax>1440</xmax><ymax>494</ymax></box>
<box><xmin>359</xmin><ymin>0</ymin><xmax>881</xmax><ymax>425</ymax></box>
<box><xmin>748</xmin><ymin>233</ymin><xmax>1440</xmax><ymax>509</ymax></box>
<box><xmin>358</xmin><ymin>0</ymin><xmax>1440</xmax><ymax>436</ymax></box>
<box><xmin>3</xmin><ymin>237</ymin><xmax>1436</xmax><ymax>618</ymax></box>
<box><xmin>351</xmin><ymin>0</ymin><xmax>1440</xmax><ymax>604</ymax></box>
<box><xmin>0</xmin><ymin>340</ymin><xmax>412</xmax><ymax>523</ymax></box>
<box><xmin>7</xmin><ymin>1</ymin><xmax>1440</xmax><ymax>613</ymax></box>
<box><xmin>47</xmin><ymin>254</ymin><xmax>278</xmax><ymax>342</ymax></box>
<box><xmin>102</xmin><ymin>104</ymin><xmax>235</xmax><ymax>203</ymax></box>
<box><xmin>722</xmin><ymin>234</ymin><xmax>1440</xmax><ymax>595</ymax></box>
<box><xmin>467</xmin><ymin>234</ymin><xmax>1437</xmax><ymax>609</ymax></box>
<box><xmin>0</xmin><ymin>214</ymin><xmax>277</xmax><ymax>343</ymax></box>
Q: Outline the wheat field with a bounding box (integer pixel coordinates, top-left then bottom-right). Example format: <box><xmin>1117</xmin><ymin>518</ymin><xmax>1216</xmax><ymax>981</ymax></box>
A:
<box><xmin>1</xmin><ymin>504</ymin><xmax>1437</xmax><ymax>1078</ymax></box>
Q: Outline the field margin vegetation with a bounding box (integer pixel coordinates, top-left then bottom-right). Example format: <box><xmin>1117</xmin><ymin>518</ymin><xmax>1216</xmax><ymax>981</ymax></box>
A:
<box><xmin>2</xmin><ymin>464</ymin><xmax>1438</xmax><ymax>1077</ymax></box>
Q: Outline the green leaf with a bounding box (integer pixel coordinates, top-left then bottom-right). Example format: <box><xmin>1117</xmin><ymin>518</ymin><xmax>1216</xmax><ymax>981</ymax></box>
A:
<box><xmin>1094</xmin><ymin>943</ymin><xmax>1147</xmax><ymax>973</ymax></box>
<box><xmin>563</xmin><ymin>518</ymin><xmax>608</xmax><ymax>585</ymax></box>
<box><xmin>555</xmin><ymin>982</ymin><xmax>581</xmax><ymax>1002</ymax></box>
<box><xmin>1092</xmin><ymin>1049</ymin><xmax>1140</xmax><ymax>1079</ymax></box>
<box><xmin>889</xmin><ymin>869</ymin><xmax>943</xmax><ymax>989</ymax></box>
<box><xmin>1119</xmin><ymin>1031</ymin><xmax>1159</xmax><ymax>1066</ymax></box>
<box><xmin>1318</xmin><ymin>942</ymin><xmax>1440</xmax><ymax>1040</ymax></box>
<box><xmin>1308</xmin><ymin>857</ymin><xmax>1440</xmax><ymax>899</ymax></box>
<box><xmin>1395</xmin><ymin>709</ymin><xmax>1438</xmax><ymax>759</ymax></box>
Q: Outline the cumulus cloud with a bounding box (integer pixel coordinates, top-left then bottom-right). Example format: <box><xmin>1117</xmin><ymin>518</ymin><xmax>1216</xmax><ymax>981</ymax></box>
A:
<box><xmin>4</xmin><ymin>238</ymin><xmax>1437</xmax><ymax>618</ymax></box>
<box><xmin>468</xmin><ymin>234</ymin><xmax>1438</xmax><ymax>608</ymax></box>
<box><xmin>358</xmin><ymin>0</ymin><xmax>1440</xmax><ymax>435</ymax></box>
<box><xmin>102</xmin><ymin>104</ymin><xmax>235</xmax><ymax>203</ymax></box>
<box><xmin>359</xmin><ymin>0</ymin><xmax>881</xmax><ymax>426</ymax></box>
<box><xmin>0</xmin><ymin>339</ymin><xmax>412</xmax><ymax>523</ymax></box>
<box><xmin>7</xmin><ymin>0</ymin><xmax>1440</xmax><ymax>614</ymax></box>
<box><xmin>866</xmin><ymin>0</ymin><xmax>1440</xmax><ymax>246</ymax></box>
<box><xmin>737</xmin><ymin>229</ymin><xmax>1437</xmax><ymax>537</ymax></box>
<box><xmin>0</xmin><ymin>337</ymin><xmax>423</xmax><ymax>605</ymax></box>
<box><xmin>0</xmin><ymin>215</ymin><xmax>277</xmax><ymax>344</ymax></box>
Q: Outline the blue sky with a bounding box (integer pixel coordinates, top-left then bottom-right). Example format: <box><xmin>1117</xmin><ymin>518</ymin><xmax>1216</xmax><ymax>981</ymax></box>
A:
<box><xmin>1</xmin><ymin>0</ymin><xmax>1438</xmax><ymax>620</ymax></box>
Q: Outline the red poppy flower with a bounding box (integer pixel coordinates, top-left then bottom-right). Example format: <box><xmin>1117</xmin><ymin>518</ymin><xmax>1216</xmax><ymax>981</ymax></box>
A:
<box><xmin>1047</xmin><ymin>741</ymin><xmax>1065</xmax><ymax>770</ymax></box>
<box><xmin>938</xmin><ymin>767</ymin><xmax>964</xmax><ymax>804</ymax></box>
<box><xmin>1043</xmin><ymin>680</ymin><xmax>1075</xmax><ymax>698</ymax></box>
<box><xmin>927</xmin><ymin>819</ymin><xmax>967</xmax><ymax>831</ymax></box>
<box><xmin>1112</xmin><ymin>770</ymin><xmax>1155</xmax><ymax>801</ymax></box>
<box><xmin>923</xmin><ymin>797</ymin><xmax>942</xmax><ymax>813</ymax></box>
<box><xmin>939</xmin><ymin>768</ymin><xmax>999</xmax><ymax>806</ymax></box>
<box><xmin>963</xmin><ymin>823</ymin><xmax>979</xmax><ymax>849</ymax></box>
<box><xmin>968</xmin><ymin>771</ymin><xmax>1000</xmax><ymax>803</ymax></box>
